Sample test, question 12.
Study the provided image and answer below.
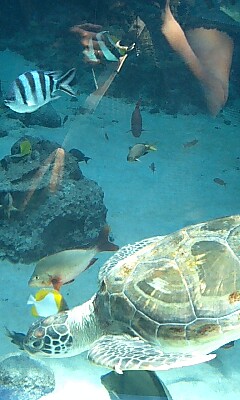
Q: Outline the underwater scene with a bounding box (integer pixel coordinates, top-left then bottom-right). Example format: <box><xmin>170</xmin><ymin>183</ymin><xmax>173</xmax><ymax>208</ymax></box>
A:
<box><xmin>1</xmin><ymin>0</ymin><xmax>240</xmax><ymax>399</ymax></box>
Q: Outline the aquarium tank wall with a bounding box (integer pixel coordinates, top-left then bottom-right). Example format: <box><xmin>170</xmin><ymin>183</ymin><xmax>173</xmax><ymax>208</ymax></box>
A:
<box><xmin>0</xmin><ymin>1</ymin><xmax>240</xmax><ymax>399</ymax></box>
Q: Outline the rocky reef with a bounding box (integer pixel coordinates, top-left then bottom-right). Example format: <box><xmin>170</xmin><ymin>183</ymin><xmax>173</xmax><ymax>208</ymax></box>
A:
<box><xmin>0</xmin><ymin>136</ymin><xmax>109</xmax><ymax>263</ymax></box>
<box><xmin>0</xmin><ymin>353</ymin><xmax>55</xmax><ymax>400</ymax></box>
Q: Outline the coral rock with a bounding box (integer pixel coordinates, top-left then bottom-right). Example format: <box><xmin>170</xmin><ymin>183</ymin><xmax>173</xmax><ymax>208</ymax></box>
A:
<box><xmin>0</xmin><ymin>136</ymin><xmax>109</xmax><ymax>263</ymax></box>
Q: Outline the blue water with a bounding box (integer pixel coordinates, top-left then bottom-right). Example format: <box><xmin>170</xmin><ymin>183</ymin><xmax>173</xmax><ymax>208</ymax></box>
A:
<box><xmin>0</xmin><ymin>1</ymin><xmax>240</xmax><ymax>400</ymax></box>
<box><xmin>0</xmin><ymin>387</ymin><xmax>19</xmax><ymax>400</ymax></box>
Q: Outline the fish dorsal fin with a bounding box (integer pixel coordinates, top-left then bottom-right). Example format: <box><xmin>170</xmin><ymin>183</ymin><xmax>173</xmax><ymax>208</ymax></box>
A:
<box><xmin>45</xmin><ymin>71</ymin><xmax>62</xmax><ymax>80</ymax></box>
<box><xmin>95</xmin><ymin>225</ymin><xmax>119</xmax><ymax>252</ymax></box>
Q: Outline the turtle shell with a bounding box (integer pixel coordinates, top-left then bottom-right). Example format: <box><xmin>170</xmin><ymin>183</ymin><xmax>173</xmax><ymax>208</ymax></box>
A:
<box><xmin>96</xmin><ymin>215</ymin><xmax>240</xmax><ymax>354</ymax></box>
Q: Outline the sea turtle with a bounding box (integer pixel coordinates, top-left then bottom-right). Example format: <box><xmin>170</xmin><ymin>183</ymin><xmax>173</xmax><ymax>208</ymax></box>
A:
<box><xmin>14</xmin><ymin>215</ymin><xmax>240</xmax><ymax>372</ymax></box>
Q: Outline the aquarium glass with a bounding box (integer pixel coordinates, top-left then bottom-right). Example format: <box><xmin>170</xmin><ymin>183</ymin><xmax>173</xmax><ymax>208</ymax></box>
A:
<box><xmin>0</xmin><ymin>1</ymin><xmax>240</xmax><ymax>399</ymax></box>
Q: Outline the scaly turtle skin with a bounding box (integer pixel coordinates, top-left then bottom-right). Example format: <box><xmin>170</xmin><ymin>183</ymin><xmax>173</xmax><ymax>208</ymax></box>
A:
<box><xmin>22</xmin><ymin>215</ymin><xmax>240</xmax><ymax>372</ymax></box>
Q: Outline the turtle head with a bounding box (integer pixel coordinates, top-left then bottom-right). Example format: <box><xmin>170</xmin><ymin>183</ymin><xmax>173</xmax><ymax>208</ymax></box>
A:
<box><xmin>23</xmin><ymin>312</ymin><xmax>73</xmax><ymax>357</ymax></box>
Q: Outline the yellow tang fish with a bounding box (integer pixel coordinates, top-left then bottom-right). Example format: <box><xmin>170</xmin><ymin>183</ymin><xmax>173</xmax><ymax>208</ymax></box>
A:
<box><xmin>27</xmin><ymin>288</ymin><xmax>69</xmax><ymax>317</ymax></box>
<box><xmin>20</xmin><ymin>139</ymin><xmax>32</xmax><ymax>156</ymax></box>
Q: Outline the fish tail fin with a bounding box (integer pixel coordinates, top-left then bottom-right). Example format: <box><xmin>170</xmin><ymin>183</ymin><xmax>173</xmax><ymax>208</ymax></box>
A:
<box><xmin>96</xmin><ymin>225</ymin><xmax>119</xmax><ymax>252</ymax></box>
<box><xmin>136</xmin><ymin>98</ymin><xmax>142</xmax><ymax>108</ymax></box>
<box><xmin>84</xmin><ymin>157</ymin><xmax>91</xmax><ymax>164</ymax></box>
<box><xmin>59</xmin><ymin>296</ymin><xmax>69</xmax><ymax>312</ymax></box>
<box><xmin>27</xmin><ymin>295</ymin><xmax>39</xmax><ymax>317</ymax></box>
<box><xmin>5</xmin><ymin>327</ymin><xmax>26</xmax><ymax>350</ymax></box>
<box><xmin>57</xmin><ymin>68</ymin><xmax>77</xmax><ymax>97</ymax></box>
<box><xmin>27</xmin><ymin>294</ymin><xmax>36</xmax><ymax>305</ymax></box>
<box><xmin>148</xmin><ymin>144</ymin><xmax>157</xmax><ymax>151</ymax></box>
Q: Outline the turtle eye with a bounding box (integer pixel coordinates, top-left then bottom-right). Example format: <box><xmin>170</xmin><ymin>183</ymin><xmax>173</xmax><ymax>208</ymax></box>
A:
<box><xmin>24</xmin><ymin>337</ymin><xmax>44</xmax><ymax>354</ymax></box>
<box><xmin>35</xmin><ymin>275</ymin><xmax>40</xmax><ymax>280</ymax></box>
<box><xmin>32</xmin><ymin>339</ymin><xmax>42</xmax><ymax>349</ymax></box>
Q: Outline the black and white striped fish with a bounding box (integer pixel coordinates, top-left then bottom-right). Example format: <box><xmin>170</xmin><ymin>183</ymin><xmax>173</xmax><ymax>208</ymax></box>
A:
<box><xmin>4</xmin><ymin>68</ymin><xmax>76</xmax><ymax>113</ymax></box>
<box><xmin>84</xmin><ymin>31</ymin><xmax>135</xmax><ymax>63</ymax></box>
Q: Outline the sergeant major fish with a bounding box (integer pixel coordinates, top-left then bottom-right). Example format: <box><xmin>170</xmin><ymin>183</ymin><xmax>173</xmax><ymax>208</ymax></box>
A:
<box><xmin>127</xmin><ymin>143</ymin><xmax>157</xmax><ymax>162</ymax></box>
<box><xmin>28</xmin><ymin>225</ymin><xmax>119</xmax><ymax>291</ymax></box>
<box><xmin>4</xmin><ymin>68</ymin><xmax>76</xmax><ymax>113</ymax></box>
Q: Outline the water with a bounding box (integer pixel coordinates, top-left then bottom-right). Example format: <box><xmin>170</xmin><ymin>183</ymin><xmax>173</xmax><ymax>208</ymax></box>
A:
<box><xmin>0</xmin><ymin>0</ymin><xmax>240</xmax><ymax>399</ymax></box>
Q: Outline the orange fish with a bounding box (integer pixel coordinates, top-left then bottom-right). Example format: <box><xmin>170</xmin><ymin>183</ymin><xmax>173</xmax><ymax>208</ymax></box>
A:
<box><xmin>131</xmin><ymin>99</ymin><xmax>143</xmax><ymax>137</ymax></box>
<box><xmin>28</xmin><ymin>225</ymin><xmax>119</xmax><ymax>291</ymax></box>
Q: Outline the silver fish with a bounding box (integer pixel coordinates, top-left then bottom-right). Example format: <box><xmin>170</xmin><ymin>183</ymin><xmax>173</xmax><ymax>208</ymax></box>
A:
<box><xmin>4</xmin><ymin>68</ymin><xmax>76</xmax><ymax>113</ymax></box>
<box><xmin>28</xmin><ymin>225</ymin><xmax>119</xmax><ymax>291</ymax></box>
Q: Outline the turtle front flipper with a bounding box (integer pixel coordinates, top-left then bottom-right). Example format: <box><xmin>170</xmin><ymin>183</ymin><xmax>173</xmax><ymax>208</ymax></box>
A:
<box><xmin>88</xmin><ymin>335</ymin><xmax>216</xmax><ymax>373</ymax></box>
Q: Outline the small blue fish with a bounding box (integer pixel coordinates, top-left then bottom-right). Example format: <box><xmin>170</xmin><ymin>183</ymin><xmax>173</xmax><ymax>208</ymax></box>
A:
<box><xmin>4</xmin><ymin>68</ymin><xmax>76</xmax><ymax>113</ymax></box>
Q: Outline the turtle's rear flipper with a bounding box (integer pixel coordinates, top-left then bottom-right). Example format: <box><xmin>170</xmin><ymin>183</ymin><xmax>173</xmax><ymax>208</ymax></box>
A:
<box><xmin>88</xmin><ymin>335</ymin><xmax>216</xmax><ymax>373</ymax></box>
<box><xmin>5</xmin><ymin>327</ymin><xmax>26</xmax><ymax>350</ymax></box>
